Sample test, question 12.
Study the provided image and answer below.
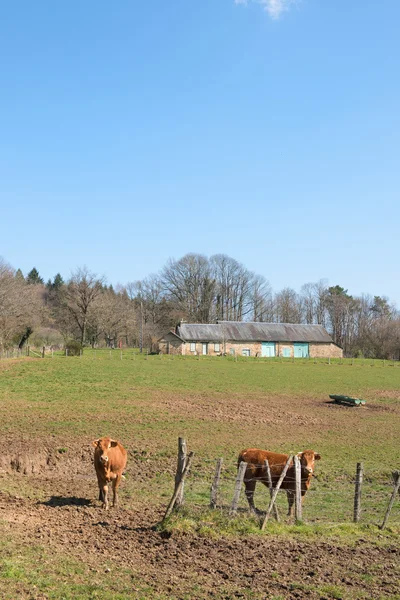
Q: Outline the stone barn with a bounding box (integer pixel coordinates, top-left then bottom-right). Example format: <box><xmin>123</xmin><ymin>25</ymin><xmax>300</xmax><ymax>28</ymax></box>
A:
<box><xmin>158</xmin><ymin>321</ymin><xmax>343</xmax><ymax>358</ymax></box>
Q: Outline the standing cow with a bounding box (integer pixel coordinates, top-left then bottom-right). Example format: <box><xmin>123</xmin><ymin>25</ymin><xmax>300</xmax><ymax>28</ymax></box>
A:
<box><xmin>238</xmin><ymin>448</ymin><xmax>321</xmax><ymax>516</ymax></box>
<box><xmin>92</xmin><ymin>437</ymin><xmax>128</xmax><ymax>510</ymax></box>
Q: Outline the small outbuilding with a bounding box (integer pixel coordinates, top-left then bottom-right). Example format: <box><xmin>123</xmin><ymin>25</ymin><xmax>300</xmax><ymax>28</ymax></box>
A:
<box><xmin>158</xmin><ymin>321</ymin><xmax>343</xmax><ymax>358</ymax></box>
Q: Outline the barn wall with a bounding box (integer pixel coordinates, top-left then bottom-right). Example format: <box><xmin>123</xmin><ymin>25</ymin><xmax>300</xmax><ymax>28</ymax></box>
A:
<box><xmin>184</xmin><ymin>341</ymin><xmax>261</xmax><ymax>356</ymax></box>
<box><xmin>158</xmin><ymin>334</ymin><xmax>184</xmax><ymax>355</ymax></box>
<box><xmin>225</xmin><ymin>342</ymin><xmax>261</xmax><ymax>356</ymax></box>
<box><xmin>159</xmin><ymin>335</ymin><xmax>343</xmax><ymax>358</ymax></box>
<box><xmin>184</xmin><ymin>341</ymin><xmax>342</xmax><ymax>358</ymax></box>
<box><xmin>276</xmin><ymin>343</ymin><xmax>293</xmax><ymax>358</ymax></box>
<box><xmin>309</xmin><ymin>343</ymin><xmax>343</xmax><ymax>358</ymax></box>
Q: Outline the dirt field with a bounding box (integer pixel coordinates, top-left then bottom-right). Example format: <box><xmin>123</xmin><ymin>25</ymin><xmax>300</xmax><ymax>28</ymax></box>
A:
<box><xmin>1</xmin><ymin>492</ymin><xmax>399</xmax><ymax>600</ymax></box>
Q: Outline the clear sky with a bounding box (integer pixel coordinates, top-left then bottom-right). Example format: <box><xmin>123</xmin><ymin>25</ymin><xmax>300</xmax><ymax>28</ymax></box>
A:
<box><xmin>1</xmin><ymin>0</ymin><xmax>399</xmax><ymax>304</ymax></box>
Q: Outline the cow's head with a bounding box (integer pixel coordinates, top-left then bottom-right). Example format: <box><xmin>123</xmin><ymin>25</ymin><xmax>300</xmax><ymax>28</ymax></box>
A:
<box><xmin>92</xmin><ymin>437</ymin><xmax>118</xmax><ymax>464</ymax></box>
<box><xmin>297</xmin><ymin>450</ymin><xmax>321</xmax><ymax>477</ymax></box>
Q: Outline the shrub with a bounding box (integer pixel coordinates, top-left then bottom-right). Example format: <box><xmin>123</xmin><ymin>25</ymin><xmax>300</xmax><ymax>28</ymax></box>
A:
<box><xmin>30</xmin><ymin>327</ymin><xmax>64</xmax><ymax>348</ymax></box>
<box><xmin>65</xmin><ymin>340</ymin><xmax>82</xmax><ymax>356</ymax></box>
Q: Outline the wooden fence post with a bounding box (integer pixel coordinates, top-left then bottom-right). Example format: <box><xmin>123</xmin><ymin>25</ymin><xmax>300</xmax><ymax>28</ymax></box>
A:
<box><xmin>264</xmin><ymin>459</ymin><xmax>279</xmax><ymax>522</ymax></box>
<box><xmin>353</xmin><ymin>462</ymin><xmax>363</xmax><ymax>523</ymax></box>
<box><xmin>175</xmin><ymin>437</ymin><xmax>187</xmax><ymax>508</ymax></box>
<box><xmin>261</xmin><ymin>454</ymin><xmax>293</xmax><ymax>530</ymax></box>
<box><xmin>163</xmin><ymin>452</ymin><xmax>194</xmax><ymax>521</ymax></box>
<box><xmin>42</xmin><ymin>346</ymin><xmax>45</xmax><ymax>358</ymax></box>
<box><xmin>380</xmin><ymin>471</ymin><xmax>400</xmax><ymax>530</ymax></box>
<box><xmin>294</xmin><ymin>455</ymin><xmax>302</xmax><ymax>522</ymax></box>
<box><xmin>230</xmin><ymin>461</ymin><xmax>247</xmax><ymax>515</ymax></box>
<box><xmin>210</xmin><ymin>458</ymin><xmax>223</xmax><ymax>509</ymax></box>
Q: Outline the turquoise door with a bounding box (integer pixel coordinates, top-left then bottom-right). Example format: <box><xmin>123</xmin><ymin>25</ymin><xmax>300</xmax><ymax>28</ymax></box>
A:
<box><xmin>294</xmin><ymin>343</ymin><xmax>309</xmax><ymax>358</ymax></box>
<box><xmin>261</xmin><ymin>342</ymin><xmax>275</xmax><ymax>357</ymax></box>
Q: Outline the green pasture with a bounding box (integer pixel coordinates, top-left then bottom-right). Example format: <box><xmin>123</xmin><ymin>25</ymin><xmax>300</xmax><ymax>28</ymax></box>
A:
<box><xmin>1</xmin><ymin>350</ymin><xmax>399</xmax><ymax>460</ymax></box>
<box><xmin>4</xmin><ymin>348</ymin><xmax>400</xmax><ymax>401</ymax></box>
<box><xmin>0</xmin><ymin>350</ymin><xmax>399</xmax><ymax>519</ymax></box>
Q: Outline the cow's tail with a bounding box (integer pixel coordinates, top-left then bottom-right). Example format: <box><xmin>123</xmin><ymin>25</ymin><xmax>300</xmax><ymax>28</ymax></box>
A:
<box><xmin>237</xmin><ymin>451</ymin><xmax>246</xmax><ymax>470</ymax></box>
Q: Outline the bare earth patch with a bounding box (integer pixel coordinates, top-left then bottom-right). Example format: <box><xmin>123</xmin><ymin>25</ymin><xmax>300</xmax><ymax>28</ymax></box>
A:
<box><xmin>149</xmin><ymin>391</ymin><xmax>323</xmax><ymax>427</ymax></box>
<box><xmin>372</xmin><ymin>389</ymin><xmax>400</xmax><ymax>400</ymax></box>
<box><xmin>0</xmin><ymin>488</ymin><xmax>399</xmax><ymax>599</ymax></box>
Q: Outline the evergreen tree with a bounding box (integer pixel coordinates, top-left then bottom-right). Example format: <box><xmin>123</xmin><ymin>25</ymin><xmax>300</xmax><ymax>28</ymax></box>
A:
<box><xmin>26</xmin><ymin>267</ymin><xmax>44</xmax><ymax>285</ymax></box>
<box><xmin>52</xmin><ymin>273</ymin><xmax>64</xmax><ymax>289</ymax></box>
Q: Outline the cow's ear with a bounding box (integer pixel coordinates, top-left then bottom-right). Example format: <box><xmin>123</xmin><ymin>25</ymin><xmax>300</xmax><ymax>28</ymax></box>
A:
<box><xmin>110</xmin><ymin>440</ymin><xmax>118</xmax><ymax>447</ymax></box>
<box><xmin>314</xmin><ymin>453</ymin><xmax>321</xmax><ymax>460</ymax></box>
<box><xmin>92</xmin><ymin>440</ymin><xmax>100</xmax><ymax>447</ymax></box>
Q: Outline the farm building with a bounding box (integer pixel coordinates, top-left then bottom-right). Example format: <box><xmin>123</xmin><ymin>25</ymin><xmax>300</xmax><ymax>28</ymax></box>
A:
<box><xmin>158</xmin><ymin>321</ymin><xmax>343</xmax><ymax>358</ymax></box>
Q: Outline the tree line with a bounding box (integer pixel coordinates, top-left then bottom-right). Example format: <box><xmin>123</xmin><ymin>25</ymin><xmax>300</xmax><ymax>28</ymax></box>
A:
<box><xmin>1</xmin><ymin>253</ymin><xmax>399</xmax><ymax>359</ymax></box>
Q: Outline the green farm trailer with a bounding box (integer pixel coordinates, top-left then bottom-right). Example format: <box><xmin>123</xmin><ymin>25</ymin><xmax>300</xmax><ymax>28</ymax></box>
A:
<box><xmin>329</xmin><ymin>394</ymin><xmax>366</xmax><ymax>406</ymax></box>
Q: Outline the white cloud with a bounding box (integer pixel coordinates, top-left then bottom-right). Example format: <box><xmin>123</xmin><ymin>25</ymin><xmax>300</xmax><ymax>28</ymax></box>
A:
<box><xmin>235</xmin><ymin>0</ymin><xmax>297</xmax><ymax>19</ymax></box>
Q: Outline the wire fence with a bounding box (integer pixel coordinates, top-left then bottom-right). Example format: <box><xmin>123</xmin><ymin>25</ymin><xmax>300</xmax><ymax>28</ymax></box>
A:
<box><xmin>1</xmin><ymin>346</ymin><xmax>400</xmax><ymax>368</ymax></box>
<box><xmin>158</xmin><ymin>454</ymin><xmax>400</xmax><ymax>528</ymax></box>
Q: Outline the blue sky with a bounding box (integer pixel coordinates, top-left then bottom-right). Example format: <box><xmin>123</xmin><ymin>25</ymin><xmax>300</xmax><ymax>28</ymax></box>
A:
<box><xmin>1</xmin><ymin>0</ymin><xmax>399</xmax><ymax>304</ymax></box>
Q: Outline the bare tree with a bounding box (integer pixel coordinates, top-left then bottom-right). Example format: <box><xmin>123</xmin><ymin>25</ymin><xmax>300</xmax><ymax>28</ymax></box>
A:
<box><xmin>210</xmin><ymin>254</ymin><xmax>253</xmax><ymax>321</ymax></box>
<box><xmin>162</xmin><ymin>254</ymin><xmax>215</xmax><ymax>323</ymax></box>
<box><xmin>61</xmin><ymin>267</ymin><xmax>105</xmax><ymax>345</ymax></box>
<box><xmin>314</xmin><ymin>279</ymin><xmax>329</xmax><ymax>327</ymax></box>
<box><xmin>92</xmin><ymin>288</ymin><xmax>132</xmax><ymax>347</ymax></box>
<box><xmin>299</xmin><ymin>282</ymin><xmax>316</xmax><ymax>324</ymax></box>
<box><xmin>299</xmin><ymin>280</ymin><xmax>328</xmax><ymax>325</ymax></box>
<box><xmin>248</xmin><ymin>273</ymin><xmax>273</xmax><ymax>322</ymax></box>
<box><xmin>275</xmin><ymin>287</ymin><xmax>302</xmax><ymax>323</ymax></box>
<box><xmin>325</xmin><ymin>286</ymin><xmax>357</xmax><ymax>352</ymax></box>
<box><xmin>0</xmin><ymin>258</ymin><xmax>42</xmax><ymax>349</ymax></box>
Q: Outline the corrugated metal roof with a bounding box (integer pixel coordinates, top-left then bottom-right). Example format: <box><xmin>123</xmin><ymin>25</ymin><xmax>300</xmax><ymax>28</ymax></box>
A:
<box><xmin>177</xmin><ymin>321</ymin><xmax>334</xmax><ymax>343</ymax></box>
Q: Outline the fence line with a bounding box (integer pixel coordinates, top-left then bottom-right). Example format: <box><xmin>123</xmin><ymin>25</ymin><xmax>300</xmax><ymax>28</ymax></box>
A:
<box><xmin>177</xmin><ymin>470</ymin><xmax>400</xmax><ymax>526</ymax></box>
<box><xmin>1</xmin><ymin>348</ymin><xmax>400</xmax><ymax>368</ymax></box>
<box><xmin>161</xmin><ymin>441</ymin><xmax>400</xmax><ymax>529</ymax></box>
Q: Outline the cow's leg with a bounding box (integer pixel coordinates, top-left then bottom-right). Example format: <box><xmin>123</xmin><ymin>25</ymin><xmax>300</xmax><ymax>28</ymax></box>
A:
<box><xmin>244</xmin><ymin>478</ymin><xmax>257</xmax><ymax>512</ymax></box>
<box><xmin>112</xmin><ymin>474</ymin><xmax>122</xmax><ymax>507</ymax></box>
<box><xmin>286</xmin><ymin>490</ymin><xmax>295</xmax><ymax>516</ymax></box>
<box><xmin>96</xmin><ymin>475</ymin><xmax>106</xmax><ymax>505</ymax></box>
<box><xmin>101</xmin><ymin>483</ymin><xmax>109</xmax><ymax>509</ymax></box>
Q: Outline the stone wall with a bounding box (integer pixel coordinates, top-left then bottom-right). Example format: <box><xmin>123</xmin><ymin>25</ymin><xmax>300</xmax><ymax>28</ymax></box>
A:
<box><xmin>158</xmin><ymin>332</ymin><xmax>184</xmax><ymax>355</ymax></box>
<box><xmin>309</xmin><ymin>342</ymin><xmax>343</xmax><ymax>358</ymax></box>
<box><xmin>225</xmin><ymin>342</ymin><xmax>261</xmax><ymax>357</ymax></box>
<box><xmin>158</xmin><ymin>335</ymin><xmax>343</xmax><ymax>358</ymax></box>
<box><xmin>185</xmin><ymin>341</ymin><xmax>262</xmax><ymax>357</ymax></box>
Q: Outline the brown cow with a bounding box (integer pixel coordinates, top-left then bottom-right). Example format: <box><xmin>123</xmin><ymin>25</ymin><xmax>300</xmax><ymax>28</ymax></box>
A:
<box><xmin>92</xmin><ymin>437</ymin><xmax>128</xmax><ymax>510</ymax></box>
<box><xmin>238</xmin><ymin>448</ymin><xmax>321</xmax><ymax>516</ymax></box>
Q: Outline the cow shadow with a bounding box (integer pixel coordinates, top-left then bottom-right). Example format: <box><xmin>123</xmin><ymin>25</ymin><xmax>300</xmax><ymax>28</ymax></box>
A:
<box><xmin>40</xmin><ymin>496</ymin><xmax>93</xmax><ymax>507</ymax></box>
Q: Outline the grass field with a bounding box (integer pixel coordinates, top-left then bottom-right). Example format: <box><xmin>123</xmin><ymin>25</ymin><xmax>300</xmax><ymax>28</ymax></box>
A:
<box><xmin>0</xmin><ymin>351</ymin><xmax>399</xmax><ymax>599</ymax></box>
